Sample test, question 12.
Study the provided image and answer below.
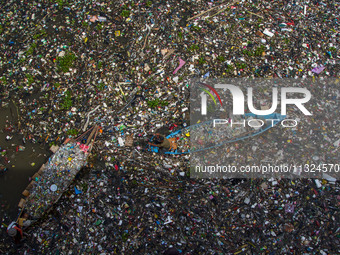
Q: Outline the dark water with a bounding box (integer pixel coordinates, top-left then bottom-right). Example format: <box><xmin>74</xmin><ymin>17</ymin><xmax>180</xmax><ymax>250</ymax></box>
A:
<box><xmin>0</xmin><ymin>101</ymin><xmax>51</xmax><ymax>219</ymax></box>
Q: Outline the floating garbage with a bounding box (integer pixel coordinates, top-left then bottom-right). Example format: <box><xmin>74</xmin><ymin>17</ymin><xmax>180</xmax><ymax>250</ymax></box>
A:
<box><xmin>0</xmin><ymin>0</ymin><xmax>338</xmax><ymax>254</ymax></box>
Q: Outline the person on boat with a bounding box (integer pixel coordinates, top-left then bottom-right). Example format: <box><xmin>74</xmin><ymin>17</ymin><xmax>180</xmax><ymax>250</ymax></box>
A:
<box><xmin>164</xmin><ymin>247</ymin><xmax>180</xmax><ymax>255</ymax></box>
<box><xmin>148</xmin><ymin>133</ymin><xmax>170</xmax><ymax>153</ymax></box>
<box><xmin>7</xmin><ymin>221</ymin><xmax>23</xmax><ymax>244</ymax></box>
<box><xmin>19</xmin><ymin>215</ymin><xmax>32</xmax><ymax>230</ymax></box>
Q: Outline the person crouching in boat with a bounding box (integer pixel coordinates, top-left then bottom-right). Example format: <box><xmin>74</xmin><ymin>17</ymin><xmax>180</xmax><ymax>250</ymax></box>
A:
<box><xmin>148</xmin><ymin>133</ymin><xmax>170</xmax><ymax>153</ymax></box>
<box><xmin>7</xmin><ymin>222</ymin><xmax>23</xmax><ymax>244</ymax></box>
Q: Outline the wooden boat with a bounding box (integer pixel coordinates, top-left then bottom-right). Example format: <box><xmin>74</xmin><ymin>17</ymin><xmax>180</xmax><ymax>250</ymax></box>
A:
<box><xmin>16</xmin><ymin>125</ymin><xmax>100</xmax><ymax>224</ymax></box>
<box><xmin>149</xmin><ymin>113</ymin><xmax>286</xmax><ymax>154</ymax></box>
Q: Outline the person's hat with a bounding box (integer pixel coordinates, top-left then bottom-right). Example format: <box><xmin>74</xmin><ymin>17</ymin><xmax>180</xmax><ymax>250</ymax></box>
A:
<box><xmin>7</xmin><ymin>228</ymin><xmax>17</xmax><ymax>237</ymax></box>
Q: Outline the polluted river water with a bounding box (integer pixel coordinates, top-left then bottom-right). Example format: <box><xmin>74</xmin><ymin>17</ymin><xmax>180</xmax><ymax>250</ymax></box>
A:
<box><xmin>0</xmin><ymin>101</ymin><xmax>51</xmax><ymax>219</ymax></box>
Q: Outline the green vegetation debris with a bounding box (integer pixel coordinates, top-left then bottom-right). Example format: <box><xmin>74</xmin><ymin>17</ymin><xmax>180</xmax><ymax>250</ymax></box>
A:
<box><xmin>57</xmin><ymin>52</ymin><xmax>76</xmax><ymax>73</ymax></box>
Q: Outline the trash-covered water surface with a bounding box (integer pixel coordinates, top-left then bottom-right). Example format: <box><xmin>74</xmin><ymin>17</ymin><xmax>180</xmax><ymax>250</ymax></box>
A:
<box><xmin>0</xmin><ymin>0</ymin><xmax>339</xmax><ymax>254</ymax></box>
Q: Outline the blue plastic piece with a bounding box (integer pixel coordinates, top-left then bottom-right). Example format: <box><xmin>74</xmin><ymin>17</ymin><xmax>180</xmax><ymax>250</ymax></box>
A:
<box><xmin>74</xmin><ymin>187</ymin><xmax>82</xmax><ymax>195</ymax></box>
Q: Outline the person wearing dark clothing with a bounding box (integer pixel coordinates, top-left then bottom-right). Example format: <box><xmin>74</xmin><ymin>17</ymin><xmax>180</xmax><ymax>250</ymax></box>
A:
<box><xmin>164</xmin><ymin>247</ymin><xmax>180</xmax><ymax>255</ymax></box>
<box><xmin>148</xmin><ymin>133</ymin><xmax>170</xmax><ymax>153</ymax></box>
